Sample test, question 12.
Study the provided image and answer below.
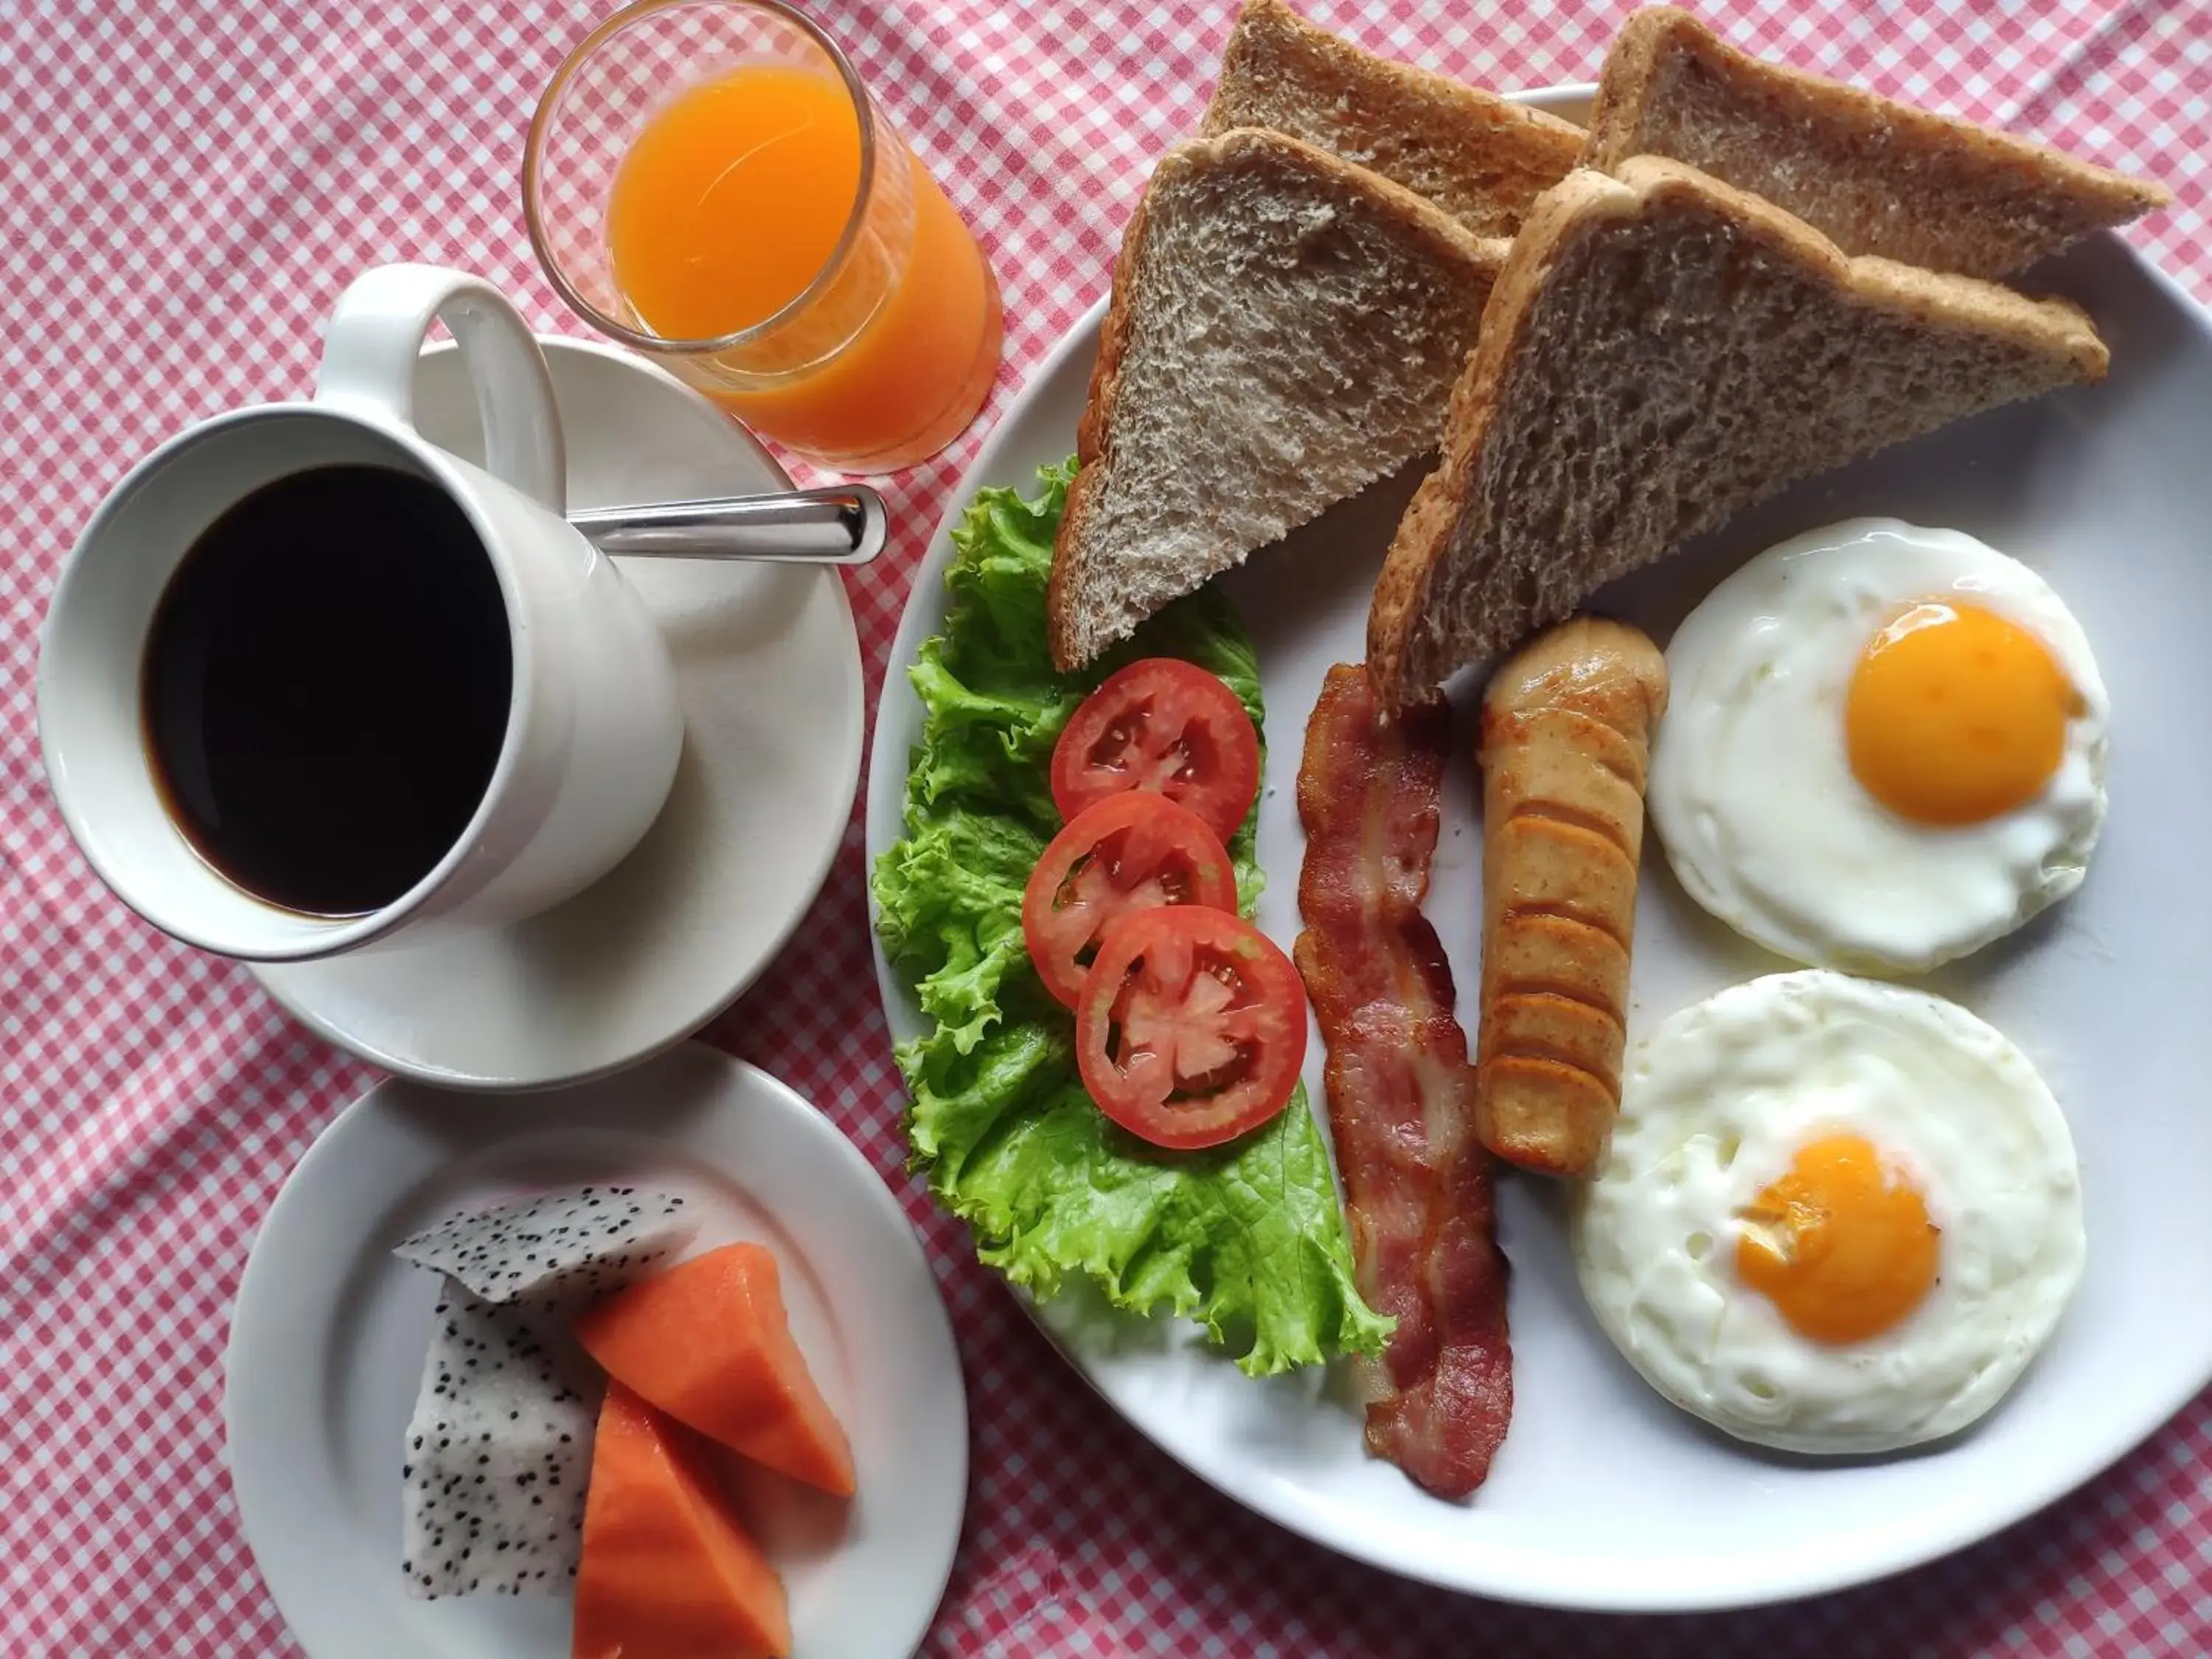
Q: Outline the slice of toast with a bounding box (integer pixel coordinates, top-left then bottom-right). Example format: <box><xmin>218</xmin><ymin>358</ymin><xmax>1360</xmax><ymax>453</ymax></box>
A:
<box><xmin>1366</xmin><ymin>157</ymin><xmax>2108</xmax><ymax>707</ymax></box>
<box><xmin>1584</xmin><ymin>7</ymin><xmax>2168</xmax><ymax>279</ymax></box>
<box><xmin>1200</xmin><ymin>0</ymin><xmax>1583</xmax><ymax>240</ymax></box>
<box><xmin>1048</xmin><ymin>127</ymin><xmax>1509</xmax><ymax>673</ymax></box>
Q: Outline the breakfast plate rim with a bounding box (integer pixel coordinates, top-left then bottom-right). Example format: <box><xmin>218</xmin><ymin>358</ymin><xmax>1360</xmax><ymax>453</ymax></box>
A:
<box><xmin>223</xmin><ymin>1039</ymin><xmax>969</xmax><ymax>1659</ymax></box>
<box><xmin>251</xmin><ymin>334</ymin><xmax>866</xmax><ymax>1093</ymax></box>
<box><xmin>863</xmin><ymin>80</ymin><xmax>2212</xmax><ymax>1611</ymax></box>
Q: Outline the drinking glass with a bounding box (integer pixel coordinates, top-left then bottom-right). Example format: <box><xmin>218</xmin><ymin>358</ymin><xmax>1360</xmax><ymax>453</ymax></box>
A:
<box><xmin>524</xmin><ymin>0</ymin><xmax>1004</xmax><ymax>472</ymax></box>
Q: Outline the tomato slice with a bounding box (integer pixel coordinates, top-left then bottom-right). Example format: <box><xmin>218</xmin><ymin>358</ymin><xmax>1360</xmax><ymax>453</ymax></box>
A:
<box><xmin>1075</xmin><ymin>905</ymin><xmax>1307</xmax><ymax>1151</ymax></box>
<box><xmin>1021</xmin><ymin>794</ymin><xmax>1238</xmax><ymax>1008</ymax></box>
<box><xmin>1051</xmin><ymin>658</ymin><xmax>1262</xmax><ymax>844</ymax></box>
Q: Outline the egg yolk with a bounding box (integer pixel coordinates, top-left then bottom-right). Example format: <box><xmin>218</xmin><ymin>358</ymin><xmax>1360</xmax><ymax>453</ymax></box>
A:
<box><xmin>1735</xmin><ymin>1134</ymin><xmax>1940</xmax><ymax>1344</ymax></box>
<box><xmin>1845</xmin><ymin>600</ymin><xmax>2076</xmax><ymax>825</ymax></box>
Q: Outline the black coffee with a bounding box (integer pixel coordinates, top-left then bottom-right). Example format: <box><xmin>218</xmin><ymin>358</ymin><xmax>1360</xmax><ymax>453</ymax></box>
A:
<box><xmin>142</xmin><ymin>464</ymin><xmax>512</xmax><ymax>917</ymax></box>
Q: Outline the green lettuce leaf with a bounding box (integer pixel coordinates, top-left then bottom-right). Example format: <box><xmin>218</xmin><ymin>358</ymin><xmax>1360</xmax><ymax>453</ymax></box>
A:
<box><xmin>872</xmin><ymin>458</ymin><xmax>1388</xmax><ymax>1375</ymax></box>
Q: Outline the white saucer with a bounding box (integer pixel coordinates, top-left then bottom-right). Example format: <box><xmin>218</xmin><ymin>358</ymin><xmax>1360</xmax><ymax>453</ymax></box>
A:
<box><xmin>224</xmin><ymin>1041</ymin><xmax>968</xmax><ymax>1659</ymax></box>
<box><xmin>254</xmin><ymin>338</ymin><xmax>864</xmax><ymax>1091</ymax></box>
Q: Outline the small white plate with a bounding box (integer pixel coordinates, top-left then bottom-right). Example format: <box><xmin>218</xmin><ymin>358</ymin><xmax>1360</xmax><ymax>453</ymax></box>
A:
<box><xmin>868</xmin><ymin>86</ymin><xmax>2212</xmax><ymax>1610</ymax></box>
<box><xmin>254</xmin><ymin>338</ymin><xmax>864</xmax><ymax>1091</ymax></box>
<box><xmin>224</xmin><ymin>1041</ymin><xmax>967</xmax><ymax>1659</ymax></box>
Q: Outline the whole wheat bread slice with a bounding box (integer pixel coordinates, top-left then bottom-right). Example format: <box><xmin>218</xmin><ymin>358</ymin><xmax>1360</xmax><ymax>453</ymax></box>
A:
<box><xmin>1200</xmin><ymin>0</ymin><xmax>1583</xmax><ymax>240</ymax></box>
<box><xmin>1584</xmin><ymin>7</ymin><xmax>2168</xmax><ymax>279</ymax></box>
<box><xmin>1366</xmin><ymin>156</ymin><xmax>2108</xmax><ymax>708</ymax></box>
<box><xmin>1048</xmin><ymin>127</ymin><xmax>1509</xmax><ymax>672</ymax></box>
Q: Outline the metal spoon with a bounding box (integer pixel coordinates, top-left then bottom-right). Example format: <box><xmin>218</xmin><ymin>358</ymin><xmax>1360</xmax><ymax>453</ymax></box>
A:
<box><xmin>569</xmin><ymin>484</ymin><xmax>886</xmax><ymax>566</ymax></box>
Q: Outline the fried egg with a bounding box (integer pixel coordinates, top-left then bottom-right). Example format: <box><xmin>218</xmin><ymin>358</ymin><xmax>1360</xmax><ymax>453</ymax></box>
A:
<box><xmin>1648</xmin><ymin>520</ymin><xmax>2109</xmax><ymax>973</ymax></box>
<box><xmin>1572</xmin><ymin>971</ymin><xmax>2084</xmax><ymax>1455</ymax></box>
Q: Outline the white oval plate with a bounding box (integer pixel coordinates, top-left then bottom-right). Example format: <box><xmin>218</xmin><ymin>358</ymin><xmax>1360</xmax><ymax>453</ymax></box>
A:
<box><xmin>865</xmin><ymin>86</ymin><xmax>2212</xmax><ymax>1610</ymax></box>
<box><xmin>254</xmin><ymin>336</ymin><xmax>864</xmax><ymax>1092</ymax></box>
<box><xmin>225</xmin><ymin>1042</ymin><xmax>967</xmax><ymax>1657</ymax></box>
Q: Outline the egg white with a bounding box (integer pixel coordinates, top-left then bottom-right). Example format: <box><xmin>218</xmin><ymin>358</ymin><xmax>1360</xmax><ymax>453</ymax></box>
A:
<box><xmin>1647</xmin><ymin>519</ymin><xmax>2110</xmax><ymax>974</ymax></box>
<box><xmin>1571</xmin><ymin>971</ymin><xmax>2084</xmax><ymax>1456</ymax></box>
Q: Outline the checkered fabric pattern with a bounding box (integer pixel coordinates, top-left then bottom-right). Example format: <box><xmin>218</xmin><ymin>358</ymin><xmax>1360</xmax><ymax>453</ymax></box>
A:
<box><xmin>4</xmin><ymin>1</ymin><xmax>2208</xmax><ymax>1653</ymax></box>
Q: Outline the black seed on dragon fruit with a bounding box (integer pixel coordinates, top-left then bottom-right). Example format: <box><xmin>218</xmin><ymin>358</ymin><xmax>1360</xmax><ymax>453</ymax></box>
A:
<box><xmin>392</xmin><ymin>1186</ymin><xmax>700</xmax><ymax>1598</ymax></box>
<box><xmin>391</xmin><ymin>1186</ymin><xmax>697</xmax><ymax>1309</ymax></box>
<box><xmin>398</xmin><ymin>1279</ymin><xmax>600</xmax><ymax>1599</ymax></box>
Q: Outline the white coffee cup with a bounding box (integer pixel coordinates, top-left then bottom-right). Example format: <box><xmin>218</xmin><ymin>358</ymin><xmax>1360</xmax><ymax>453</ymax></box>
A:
<box><xmin>39</xmin><ymin>264</ymin><xmax>684</xmax><ymax>962</ymax></box>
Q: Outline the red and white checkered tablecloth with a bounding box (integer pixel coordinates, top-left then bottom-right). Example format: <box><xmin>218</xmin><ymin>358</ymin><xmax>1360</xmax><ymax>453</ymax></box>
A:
<box><xmin>4</xmin><ymin>1</ymin><xmax>2209</xmax><ymax>1653</ymax></box>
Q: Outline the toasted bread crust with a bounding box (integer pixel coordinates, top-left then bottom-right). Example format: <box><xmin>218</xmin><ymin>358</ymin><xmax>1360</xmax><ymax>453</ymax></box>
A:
<box><xmin>1049</xmin><ymin>127</ymin><xmax>1506</xmax><ymax>673</ymax></box>
<box><xmin>1201</xmin><ymin>0</ymin><xmax>1582</xmax><ymax>238</ymax></box>
<box><xmin>1584</xmin><ymin>7</ymin><xmax>2168</xmax><ymax>278</ymax></box>
<box><xmin>1367</xmin><ymin>168</ymin><xmax>1631</xmax><ymax>703</ymax></box>
<box><xmin>1047</xmin><ymin>142</ymin><xmax>1162</xmax><ymax>674</ymax></box>
<box><xmin>1366</xmin><ymin>157</ymin><xmax>2107</xmax><ymax>708</ymax></box>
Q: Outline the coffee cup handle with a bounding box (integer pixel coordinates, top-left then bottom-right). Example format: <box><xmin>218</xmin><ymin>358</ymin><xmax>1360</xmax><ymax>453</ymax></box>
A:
<box><xmin>313</xmin><ymin>264</ymin><xmax>567</xmax><ymax>513</ymax></box>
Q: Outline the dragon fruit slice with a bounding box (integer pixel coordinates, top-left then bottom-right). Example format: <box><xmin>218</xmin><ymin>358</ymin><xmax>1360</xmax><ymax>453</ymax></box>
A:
<box><xmin>392</xmin><ymin>1186</ymin><xmax>697</xmax><ymax>1308</ymax></box>
<box><xmin>400</xmin><ymin>1279</ymin><xmax>600</xmax><ymax>1599</ymax></box>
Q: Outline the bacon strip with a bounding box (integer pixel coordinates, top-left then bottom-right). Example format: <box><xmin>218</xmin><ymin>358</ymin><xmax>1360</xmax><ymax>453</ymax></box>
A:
<box><xmin>1294</xmin><ymin>664</ymin><xmax>1512</xmax><ymax>1498</ymax></box>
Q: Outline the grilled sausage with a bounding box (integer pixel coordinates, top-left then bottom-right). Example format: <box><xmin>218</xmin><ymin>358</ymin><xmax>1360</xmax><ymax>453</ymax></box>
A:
<box><xmin>1475</xmin><ymin>616</ymin><xmax>1668</xmax><ymax>1177</ymax></box>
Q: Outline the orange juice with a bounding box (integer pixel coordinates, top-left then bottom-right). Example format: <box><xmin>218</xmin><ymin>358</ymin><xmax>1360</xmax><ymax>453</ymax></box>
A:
<box><xmin>606</xmin><ymin>62</ymin><xmax>1001</xmax><ymax>470</ymax></box>
<box><xmin>609</xmin><ymin>64</ymin><xmax>859</xmax><ymax>337</ymax></box>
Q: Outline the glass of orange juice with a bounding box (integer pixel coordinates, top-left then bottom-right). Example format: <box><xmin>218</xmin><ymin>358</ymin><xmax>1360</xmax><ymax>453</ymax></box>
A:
<box><xmin>524</xmin><ymin>0</ymin><xmax>1004</xmax><ymax>472</ymax></box>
